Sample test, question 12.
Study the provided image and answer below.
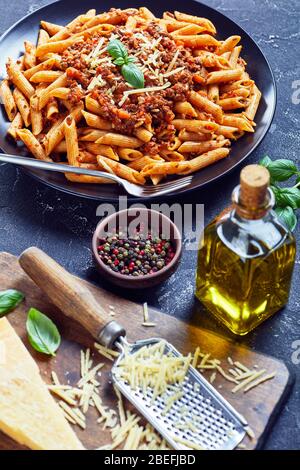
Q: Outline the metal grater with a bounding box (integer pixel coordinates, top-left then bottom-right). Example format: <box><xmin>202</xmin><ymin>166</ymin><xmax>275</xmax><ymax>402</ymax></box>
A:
<box><xmin>111</xmin><ymin>337</ymin><xmax>248</xmax><ymax>450</ymax></box>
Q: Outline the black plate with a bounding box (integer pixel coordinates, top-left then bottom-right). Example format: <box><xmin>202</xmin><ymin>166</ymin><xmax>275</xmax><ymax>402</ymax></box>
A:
<box><xmin>0</xmin><ymin>0</ymin><xmax>276</xmax><ymax>201</ymax></box>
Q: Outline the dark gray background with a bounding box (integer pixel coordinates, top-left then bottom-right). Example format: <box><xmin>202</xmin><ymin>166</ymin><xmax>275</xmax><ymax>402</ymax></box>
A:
<box><xmin>0</xmin><ymin>0</ymin><xmax>299</xmax><ymax>449</ymax></box>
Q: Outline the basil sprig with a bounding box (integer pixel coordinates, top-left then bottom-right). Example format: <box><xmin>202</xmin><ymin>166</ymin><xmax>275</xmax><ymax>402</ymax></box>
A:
<box><xmin>0</xmin><ymin>289</ymin><xmax>25</xmax><ymax>317</ymax></box>
<box><xmin>26</xmin><ymin>308</ymin><xmax>61</xmax><ymax>356</ymax></box>
<box><xmin>259</xmin><ymin>156</ymin><xmax>300</xmax><ymax>231</ymax></box>
<box><xmin>107</xmin><ymin>39</ymin><xmax>144</xmax><ymax>89</ymax></box>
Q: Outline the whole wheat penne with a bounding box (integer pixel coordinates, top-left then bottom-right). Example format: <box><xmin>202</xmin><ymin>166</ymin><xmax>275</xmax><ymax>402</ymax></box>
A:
<box><xmin>133</xmin><ymin>127</ymin><xmax>153</xmax><ymax>143</ymax></box>
<box><xmin>229</xmin><ymin>46</ymin><xmax>242</xmax><ymax>68</ymax></box>
<box><xmin>170</xmin><ymin>24</ymin><xmax>206</xmax><ymax>36</ymax></box>
<box><xmin>174</xmin><ymin>11</ymin><xmax>216</xmax><ymax>34</ymax></box>
<box><xmin>0</xmin><ymin>79</ymin><xmax>17</xmax><ymax>121</ymax></box>
<box><xmin>84</xmin><ymin>143</ymin><xmax>119</xmax><ymax>161</ymax></box>
<box><xmin>178</xmin><ymin>130</ymin><xmax>212</xmax><ymax>141</ymax></box>
<box><xmin>215</xmin><ymin>125</ymin><xmax>241</xmax><ymax>139</ymax></box>
<box><xmin>125</xmin><ymin>16</ymin><xmax>137</xmax><ymax>32</ymax></box>
<box><xmin>219</xmin><ymin>97</ymin><xmax>248</xmax><ymax>110</ymax></box>
<box><xmin>65</xmin><ymin>173</ymin><xmax>114</xmax><ymax>184</ymax></box>
<box><xmin>208</xmin><ymin>84</ymin><xmax>219</xmax><ymax>103</ymax></box>
<box><xmin>96</xmin><ymin>133</ymin><xmax>142</xmax><ymax>148</ymax></box>
<box><xmin>175</xmin><ymin>101</ymin><xmax>198</xmax><ymax>117</ymax></box>
<box><xmin>174</xmin><ymin>35</ymin><xmax>219</xmax><ymax>48</ymax></box>
<box><xmin>97</xmin><ymin>156</ymin><xmax>146</xmax><ymax>184</ymax></box>
<box><xmin>173</xmin><ymin>119</ymin><xmax>218</xmax><ymax>133</ymax></box>
<box><xmin>189</xmin><ymin>90</ymin><xmax>223</xmax><ymax>123</ymax></box>
<box><xmin>40</xmin><ymin>21</ymin><xmax>63</xmax><ymax>36</ymax></box>
<box><xmin>79</xmin><ymin>129</ymin><xmax>107</xmax><ymax>142</ymax></box>
<box><xmin>244</xmin><ymin>85</ymin><xmax>261</xmax><ymax>121</ymax></box>
<box><xmin>206</xmin><ymin>69</ymin><xmax>243</xmax><ymax>85</ymax></box>
<box><xmin>37</xmin><ymin>29</ymin><xmax>50</xmax><ymax>47</ymax></box>
<box><xmin>17</xmin><ymin>129</ymin><xmax>50</xmax><ymax>161</ymax></box>
<box><xmin>45</xmin><ymin>104</ymin><xmax>83</xmax><ymax>154</ymax></box>
<box><xmin>85</xmin><ymin>95</ymin><xmax>103</xmax><ymax>115</ymax></box>
<box><xmin>6</xmin><ymin>58</ymin><xmax>35</xmax><ymax>99</ymax></box>
<box><xmin>13</xmin><ymin>88</ymin><xmax>31</xmax><ymax>127</ymax></box>
<box><xmin>182</xmin><ymin>148</ymin><xmax>230</xmax><ymax>174</ymax></box>
<box><xmin>117</xmin><ymin>148</ymin><xmax>143</xmax><ymax>161</ymax></box>
<box><xmin>7</xmin><ymin>112</ymin><xmax>23</xmax><ymax>139</ymax></box>
<box><xmin>128</xmin><ymin>155</ymin><xmax>163</xmax><ymax>170</ymax></box>
<box><xmin>38</xmin><ymin>73</ymin><xmax>68</xmax><ymax>109</ymax></box>
<box><xmin>36</xmin><ymin>36</ymin><xmax>84</xmax><ymax>58</ymax></box>
<box><xmin>218</xmin><ymin>36</ymin><xmax>241</xmax><ymax>54</ymax></box>
<box><xmin>222</xmin><ymin>115</ymin><xmax>254</xmax><ymax>132</ymax></box>
<box><xmin>193</xmin><ymin>51</ymin><xmax>230</xmax><ymax>69</ymax></box>
<box><xmin>30</xmin><ymin>95</ymin><xmax>43</xmax><ymax>135</ymax></box>
<box><xmin>23</xmin><ymin>58</ymin><xmax>58</xmax><ymax>79</ymax></box>
<box><xmin>82</xmin><ymin>110</ymin><xmax>112</xmax><ymax>130</ymax></box>
<box><xmin>46</xmin><ymin>98</ymin><xmax>59</xmax><ymax>120</ymax></box>
<box><xmin>24</xmin><ymin>41</ymin><xmax>36</xmax><ymax>69</ymax></box>
<box><xmin>160</xmin><ymin>150</ymin><xmax>185</xmax><ymax>161</ymax></box>
<box><xmin>64</xmin><ymin>115</ymin><xmax>79</xmax><ymax>166</ymax></box>
<box><xmin>178</xmin><ymin>139</ymin><xmax>230</xmax><ymax>154</ymax></box>
<box><xmin>30</xmin><ymin>70</ymin><xmax>63</xmax><ymax>83</ymax></box>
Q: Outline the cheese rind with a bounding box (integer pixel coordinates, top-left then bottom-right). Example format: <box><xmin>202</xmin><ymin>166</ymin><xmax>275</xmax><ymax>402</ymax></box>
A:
<box><xmin>0</xmin><ymin>318</ymin><xmax>84</xmax><ymax>450</ymax></box>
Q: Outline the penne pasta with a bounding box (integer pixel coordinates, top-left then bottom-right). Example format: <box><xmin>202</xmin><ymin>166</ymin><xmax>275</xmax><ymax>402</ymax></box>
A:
<box><xmin>95</xmin><ymin>133</ymin><xmax>142</xmax><ymax>148</ymax></box>
<box><xmin>17</xmin><ymin>129</ymin><xmax>51</xmax><ymax>161</ymax></box>
<box><xmin>30</xmin><ymin>94</ymin><xmax>43</xmax><ymax>135</ymax></box>
<box><xmin>64</xmin><ymin>115</ymin><xmax>79</xmax><ymax>166</ymax></box>
<box><xmin>0</xmin><ymin>79</ymin><xmax>17</xmax><ymax>121</ymax></box>
<box><xmin>7</xmin><ymin>112</ymin><xmax>23</xmax><ymax>139</ymax></box>
<box><xmin>13</xmin><ymin>88</ymin><xmax>31</xmax><ymax>127</ymax></box>
<box><xmin>6</xmin><ymin>58</ymin><xmax>35</xmax><ymax>99</ymax></box>
<box><xmin>1</xmin><ymin>7</ymin><xmax>260</xmax><ymax>186</ymax></box>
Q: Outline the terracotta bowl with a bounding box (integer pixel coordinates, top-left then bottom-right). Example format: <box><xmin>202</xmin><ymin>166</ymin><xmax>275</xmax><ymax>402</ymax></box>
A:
<box><xmin>92</xmin><ymin>208</ymin><xmax>182</xmax><ymax>289</ymax></box>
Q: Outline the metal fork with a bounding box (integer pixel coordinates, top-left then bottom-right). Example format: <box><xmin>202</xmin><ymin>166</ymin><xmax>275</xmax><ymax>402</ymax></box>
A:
<box><xmin>0</xmin><ymin>154</ymin><xmax>193</xmax><ymax>198</ymax></box>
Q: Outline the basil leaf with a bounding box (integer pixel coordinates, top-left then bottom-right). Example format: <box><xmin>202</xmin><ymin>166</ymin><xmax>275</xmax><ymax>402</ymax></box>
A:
<box><xmin>113</xmin><ymin>57</ymin><xmax>126</xmax><ymax>66</ymax></box>
<box><xmin>259</xmin><ymin>155</ymin><xmax>272</xmax><ymax>168</ymax></box>
<box><xmin>275</xmin><ymin>206</ymin><xmax>297</xmax><ymax>231</ymax></box>
<box><xmin>266</xmin><ymin>159</ymin><xmax>298</xmax><ymax>182</ymax></box>
<box><xmin>0</xmin><ymin>289</ymin><xmax>25</xmax><ymax>317</ymax></box>
<box><xmin>127</xmin><ymin>56</ymin><xmax>136</xmax><ymax>64</ymax></box>
<box><xmin>121</xmin><ymin>63</ymin><xmax>144</xmax><ymax>89</ymax></box>
<box><xmin>107</xmin><ymin>39</ymin><xmax>128</xmax><ymax>61</ymax></box>
<box><xmin>272</xmin><ymin>186</ymin><xmax>300</xmax><ymax>209</ymax></box>
<box><xmin>26</xmin><ymin>308</ymin><xmax>61</xmax><ymax>356</ymax></box>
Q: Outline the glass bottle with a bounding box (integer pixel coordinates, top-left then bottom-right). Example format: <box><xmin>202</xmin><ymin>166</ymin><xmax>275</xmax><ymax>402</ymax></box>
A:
<box><xmin>195</xmin><ymin>164</ymin><xmax>296</xmax><ymax>335</ymax></box>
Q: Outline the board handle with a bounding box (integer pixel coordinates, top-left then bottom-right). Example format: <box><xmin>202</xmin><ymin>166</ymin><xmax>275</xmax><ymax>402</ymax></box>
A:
<box><xmin>19</xmin><ymin>247</ymin><xmax>126</xmax><ymax>347</ymax></box>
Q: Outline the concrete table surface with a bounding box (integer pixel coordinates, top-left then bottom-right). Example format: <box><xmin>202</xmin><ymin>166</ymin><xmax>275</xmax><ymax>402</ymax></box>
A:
<box><xmin>0</xmin><ymin>0</ymin><xmax>299</xmax><ymax>450</ymax></box>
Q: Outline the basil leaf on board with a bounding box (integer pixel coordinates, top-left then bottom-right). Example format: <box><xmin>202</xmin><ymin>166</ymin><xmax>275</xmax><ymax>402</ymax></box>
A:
<box><xmin>0</xmin><ymin>289</ymin><xmax>25</xmax><ymax>317</ymax></box>
<box><xmin>107</xmin><ymin>39</ymin><xmax>128</xmax><ymax>61</ymax></box>
<box><xmin>26</xmin><ymin>308</ymin><xmax>61</xmax><ymax>356</ymax></box>
<box><xmin>121</xmin><ymin>63</ymin><xmax>144</xmax><ymax>89</ymax></box>
<box><xmin>272</xmin><ymin>186</ymin><xmax>300</xmax><ymax>209</ymax></box>
<box><xmin>275</xmin><ymin>206</ymin><xmax>297</xmax><ymax>231</ymax></box>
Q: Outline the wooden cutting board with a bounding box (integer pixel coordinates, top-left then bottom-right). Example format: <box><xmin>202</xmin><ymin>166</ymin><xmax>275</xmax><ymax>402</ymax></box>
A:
<box><xmin>0</xmin><ymin>252</ymin><xmax>292</xmax><ymax>450</ymax></box>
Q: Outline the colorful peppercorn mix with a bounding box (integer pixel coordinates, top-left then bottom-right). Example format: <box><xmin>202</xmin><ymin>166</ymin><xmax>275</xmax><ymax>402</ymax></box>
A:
<box><xmin>97</xmin><ymin>232</ymin><xmax>176</xmax><ymax>276</ymax></box>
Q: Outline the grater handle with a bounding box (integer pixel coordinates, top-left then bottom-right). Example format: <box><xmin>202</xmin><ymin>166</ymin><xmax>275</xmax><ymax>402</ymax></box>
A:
<box><xmin>19</xmin><ymin>247</ymin><xmax>126</xmax><ymax>347</ymax></box>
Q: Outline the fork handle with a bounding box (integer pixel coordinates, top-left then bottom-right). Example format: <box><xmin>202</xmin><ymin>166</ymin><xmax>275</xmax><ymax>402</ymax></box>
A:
<box><xmin>19</xmin><ymin>247</ymin><xmax>126</xmax><ymax>347</ymax></box>
<box><xmin>0</xmin><ymin>153</ymin><xmax>120</xmax><ymax>184</ymax></box>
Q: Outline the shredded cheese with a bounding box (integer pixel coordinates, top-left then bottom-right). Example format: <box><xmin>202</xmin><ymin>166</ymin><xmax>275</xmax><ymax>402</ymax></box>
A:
<box><xmin>118</xmin><ymin>81</ymin><xmax>171</xmax><ymax>107</ymax></box>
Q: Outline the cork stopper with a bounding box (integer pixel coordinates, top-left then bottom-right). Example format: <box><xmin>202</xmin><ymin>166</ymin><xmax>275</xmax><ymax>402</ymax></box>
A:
<box><xmin>239</xmin><ymin>164</ymin><xmax>270</xmax><ymax>211</ymax></box>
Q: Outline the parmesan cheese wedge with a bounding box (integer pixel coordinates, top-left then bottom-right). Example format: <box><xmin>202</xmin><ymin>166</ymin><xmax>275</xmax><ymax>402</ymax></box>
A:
<box><xmin>0</xmin><ymin>318</ymin><xmax>84</xmax><ymax>450</ymax></box>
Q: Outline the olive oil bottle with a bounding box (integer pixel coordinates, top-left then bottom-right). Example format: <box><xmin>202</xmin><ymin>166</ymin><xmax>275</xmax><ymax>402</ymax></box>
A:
<box><xmin>195</xmin><ymin>165</ymin><xmax>296</xmax><ymax>335</ymax></box>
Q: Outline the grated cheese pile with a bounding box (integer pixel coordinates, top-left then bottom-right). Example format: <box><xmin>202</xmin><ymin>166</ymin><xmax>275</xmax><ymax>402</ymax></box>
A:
<box><xmin>115</xmin><ymin>340</ymin><xmax>191</xmax><ymax>401</ymax></box>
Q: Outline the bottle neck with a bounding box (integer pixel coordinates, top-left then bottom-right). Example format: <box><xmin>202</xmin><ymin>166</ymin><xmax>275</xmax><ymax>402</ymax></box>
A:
<box><xmin>232</xmin><ymin>185</ymin><xmax>275</xmax><ymax>220</ymax></box>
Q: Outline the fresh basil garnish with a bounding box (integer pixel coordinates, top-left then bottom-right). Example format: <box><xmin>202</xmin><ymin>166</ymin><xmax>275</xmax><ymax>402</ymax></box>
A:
<box><xmin>0</xmin><ymin>289</ymin><xmax>25</xmax><ymax>317</ymax></box>
<box><xmin>106</xmin><ymin>39</ymin><xmax>144</xmax><ymax>89</ymax></box>
<box><xmin>26</xmin><ymin>308</ymin><xmax>61</xmax><ymax>356</ymax></box>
